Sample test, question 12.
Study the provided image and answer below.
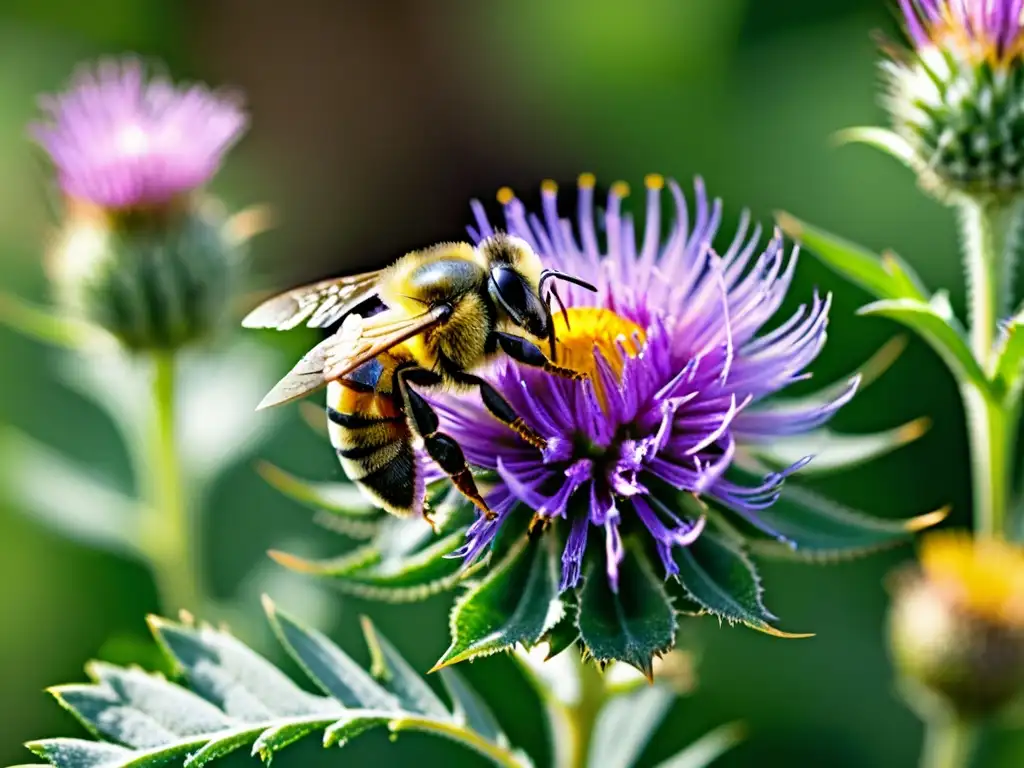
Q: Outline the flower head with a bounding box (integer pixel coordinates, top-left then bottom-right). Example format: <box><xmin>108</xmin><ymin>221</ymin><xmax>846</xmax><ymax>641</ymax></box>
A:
<box><xmin>878</xmin><ymin>1</ymin><xmax>1024</xmax><ymax>200</ymax></box>
<box><xmin>31</xmin><ymin>57</ymin><xmax>246</xmax><ymax>211</ymax></box>
<box><xmin>899</xmin><ymin>0</ymin><xmax>1024</xmax><ymax>65</ymax></box>
<box><xmin>432</xmin><ymin>175</ymin><xmax>853</xmax><ymax>592</ymax></box>
<box><xmin>888</xmin><ymin>531</ymin><xmax>1024</xmax><ymax>716</ymax></box>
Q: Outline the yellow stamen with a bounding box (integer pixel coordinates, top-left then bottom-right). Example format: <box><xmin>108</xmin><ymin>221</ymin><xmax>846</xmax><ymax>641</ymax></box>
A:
<box><xmin>920</xmin><ymin>531</ymin><xmax>1024</xmax><ymax>627</ymax></box>
<box><xmin>552</xmin><ymin>308</ymin><xmax>645</xmax><ymax>408</ymax></box>
<box><xmin>496</xmin><ymin>187</ymin><xmax>515</xmax><ymax>205</ymax></box>
<box><xmin>578</xmin><ymin>172</ymin><xmax>596</xmax><ymax>189</ymax></box>
<box><xmin>541</xmin><ymin>179</ymin><xmax>558</xmax><ymax>194</ymax></box>
<box><xmin>644</xmin><ymin>173</ymin><xmax>665</xmax><ymax>191</ymax></box>
<box><xmin>611</xmin><ymin>181</ymin><xmax>631</xmax><ymax>198</ymax></box>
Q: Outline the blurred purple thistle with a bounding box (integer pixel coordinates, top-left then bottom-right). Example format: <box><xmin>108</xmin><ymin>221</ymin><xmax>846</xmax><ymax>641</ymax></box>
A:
<box><xmin>898</xmin><ymin>0</ymin><xmax>1024</xmax><ymax>61</ymax></box>
<box><xmin>30</xmin><ymin>56</ymin><xmax>247</xmax><ymax>210</ymax></box>
<box><xmin>432</xmin><ymin>175</ymin><xmax>855</xmax><ymax>592</ymax></box>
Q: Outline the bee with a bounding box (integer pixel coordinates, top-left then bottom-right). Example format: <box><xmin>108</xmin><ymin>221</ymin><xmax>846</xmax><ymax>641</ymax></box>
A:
<box><xmin>244</xmin><ymin>233</ymin><xmax>595</xmax><ymax>521</ymax></box>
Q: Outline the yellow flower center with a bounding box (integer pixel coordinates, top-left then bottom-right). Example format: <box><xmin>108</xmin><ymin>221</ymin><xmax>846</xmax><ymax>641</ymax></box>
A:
<box><xmin>920</xmin><ymin>531</ymin><xmax>1024</xmax><ymax>627</ymax></box>
<box><xmin>552</xmin><ymin>308</ymin><xmax>645</xmax><ymax>406</ymax></box>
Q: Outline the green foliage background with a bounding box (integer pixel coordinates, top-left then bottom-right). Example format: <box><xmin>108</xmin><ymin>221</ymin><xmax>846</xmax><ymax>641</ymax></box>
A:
<box><xmin>0</xmin><ymin>1</ymin><xmax>1020</xmax><ymax>766</ymax></box>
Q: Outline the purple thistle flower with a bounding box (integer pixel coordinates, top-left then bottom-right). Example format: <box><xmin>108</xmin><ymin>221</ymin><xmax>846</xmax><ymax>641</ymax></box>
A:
<box><xmin>30</xmin><ymin>57</ymin><xmax>247</xmax><ymax>210</ymax></box>
<box><xmin>898</xmin><ymin>0</ymin><xmax>1024</xmax><ymax>62</ymax></box>
<box><xmin>432</xmin><ymin>175</ymin><xmax>856</xmax><ymax>593</ymax></box>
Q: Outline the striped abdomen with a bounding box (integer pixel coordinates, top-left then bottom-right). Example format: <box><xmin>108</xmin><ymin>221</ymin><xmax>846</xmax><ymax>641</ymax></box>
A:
<box><xmin>325</xmin><ymin>355</ymin><xmax>423</xmax><ymax>517</ymax></box>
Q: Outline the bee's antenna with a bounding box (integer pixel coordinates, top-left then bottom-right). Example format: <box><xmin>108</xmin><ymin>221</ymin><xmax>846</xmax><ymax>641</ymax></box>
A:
<box><xmin>549</xmin><ymin>286</ymin><xmax>571</xmax><ymax>329</ymax></box>
<box><xmin>540</xmin><ymin>269</ymin><xmax>598</xmax><ymax>294</ymax></box>
<box><xmin>544</xmin><ymin>295</ymin><xmax>558</xmax><ymax>359</ymax></box>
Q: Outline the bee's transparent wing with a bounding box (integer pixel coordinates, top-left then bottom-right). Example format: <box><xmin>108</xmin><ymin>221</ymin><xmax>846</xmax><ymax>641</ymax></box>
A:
<box><xmin>255</xmin><ymin>306</ymin><xmax>450</xmax><ymax>410</ymax></box>
<box><xmin>242</xmin><ymin>271</ymin><xmax>385</xmax><ymax>330</ymax></box>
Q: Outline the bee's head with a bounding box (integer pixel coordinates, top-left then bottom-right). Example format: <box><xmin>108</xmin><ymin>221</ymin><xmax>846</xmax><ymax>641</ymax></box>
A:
<box><xmin>482</xmin><ymin>233</ymin><xmax>597</xmax><ymax>352</ymax></box>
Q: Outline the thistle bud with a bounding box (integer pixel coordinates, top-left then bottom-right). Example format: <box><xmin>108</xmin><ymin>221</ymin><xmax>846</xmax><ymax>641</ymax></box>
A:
<box><xmin>887</xmin><ymin>531</ymin><xmax>1024</xmax><ymax>718</ymax></box>
<box><xmin>31</xmin><ymin>57</ymin><xmax>248</xmax><ymax>350</ymax></box>
<box><xmin>880</xmin><ymin>1</ymin><xmax>1024</xmax><ymax>202</ymax></box>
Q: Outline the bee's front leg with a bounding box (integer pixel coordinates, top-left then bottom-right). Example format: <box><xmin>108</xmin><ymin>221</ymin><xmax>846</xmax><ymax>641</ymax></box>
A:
<box><xmin>492</xmin><ymin>331</ymin><xmax>584</xmax><ymax>380</ymax></box>
<box><xmin>396</xmin><ymin>366</ymin><xmax>494</xmax><ymax>520</ymax></box>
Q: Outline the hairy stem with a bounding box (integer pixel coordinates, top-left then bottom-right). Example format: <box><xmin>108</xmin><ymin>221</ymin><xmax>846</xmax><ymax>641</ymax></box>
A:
<box><xmin>920</xmin><ymin>717</ymin><xmax>977</xmax><ymax>768</ymax></box>
<box><xmin>144</xmin><ymin>351</ymin><xmax>201</xmax><ymax>613</ymax></box>
<box><xmin>545</xmin><ymin>656</ymin><xmax>605</xmax><ymax>768</ymax></box>
<box><xmin>958</xmin><ymin>200</ymin><xmax>1019</xmax><ymax>538</ymax></box>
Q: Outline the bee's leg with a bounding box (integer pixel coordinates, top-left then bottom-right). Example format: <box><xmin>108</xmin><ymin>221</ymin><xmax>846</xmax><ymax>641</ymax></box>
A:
<box><xmin>396</xmin><ymin>366</ymin><xmax>494</xmax><ymax>520</ymax></box>
<box><xmin>492</xmin><ymin>331</ymin><xmax>585</xmax><ymax>380</ymax></box>
<box><xmin>452</xmin><ymin>372</ymin><xmax>547</xmax><ymax>450</ymax></box>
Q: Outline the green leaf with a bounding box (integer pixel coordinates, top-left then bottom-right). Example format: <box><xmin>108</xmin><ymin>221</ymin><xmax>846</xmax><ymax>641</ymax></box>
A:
<box><xmin>438</xmin><ymin>669</ymin><xmax>510</xmax><ymax>748</ymax></box>
<box><xmin>672</xmin><ymin>530</ymin><xmax>809</xmax><ymax>638</ymax></box>
<box><xmin>858</xmin><ymin>295</ymin><xmax>989</xmax><ymax>391</ymax></box>
<box><xmin>995</xmin><ymin>311</ymin><xmax>1024</xmax><ymax>396</ymax></box>
<box><xmin>746</xmin><ymin>418</ymin><xmax>930</xmax><ymax>475</ymax></box>
<box><xmin>264</xmin><ymin>598</ymin><xmax>398</xmax><ymax>709</ymax></box>
<box><xmin>360</xmin><ymin>616</ymin><xmax>450</xmax><ymax>719</ymax></box>
<box><xmin>0</xmin><ymin>428</ymin><xmax>144</xmax><ymax>560</ymax></box>
<box><xmin>652</xmin><ymin>722</ymin><xmax>746</xmax><ymax>768</ymax></box>
<box><xmin>586</xmin><ymin>685</ymin><xmax>675</xmax><ymax>768</ymax></box>
<box><xmin>736</xmin><ymin>475</ymin><xmax>948</xmax><ymax>562</ymax></box>
<box><xmin>538</xmin><ymin>605</ymin><xmax>580</xmax><ymax>660</ymax></box>
<box><xmin>577</xmin><ymin>544</ymin><xmax>677</xmax><ymax>676</ymax></box>
<box><xmin>775</xmin><ymin>212</ymin><xmax>927</xmax><ymax>301</ymax></box>
<box><xmin>834</xmin><ymin>126</ymin><xmax>928</xmax><ymax>179</ymax></box>
<box><xmin>257</xmin><ymin>461</ymin><xmax>380</xmax><ymax>519</ymax></box>
<box><xmin>269</xmin><ymin>526</ymin><xmax>472</xmax><ymax>602</ymax></box>
<box><xmin>433</xmin><ymin>534</ymin><xmax>563</xmax><ymax>669</ymax></box>
<box><xmin>0</xmin><ymin>292</ymin><xmax>117</xmax><ymax>351</ymax></box>
<box><xmin>25</xmin><ymin>601</ymin><xmax>532</xmax><ymax>768</ymax></box>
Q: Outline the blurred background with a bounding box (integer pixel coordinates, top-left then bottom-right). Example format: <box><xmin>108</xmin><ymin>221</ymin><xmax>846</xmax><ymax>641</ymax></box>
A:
<box><xmin>0</xmin><ymin>1</ymin><xmax>1019</xmax><ymax>766</ymax></box>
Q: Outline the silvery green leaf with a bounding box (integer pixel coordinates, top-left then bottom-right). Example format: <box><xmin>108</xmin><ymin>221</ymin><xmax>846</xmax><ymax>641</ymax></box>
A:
<box><xmin>995</xmin><ymin>310</ymin><xmax>1024</xmax><ymax>397</ymax></box>
<box><xmin>24</xmin><ymin>600</ymin><xmax>532</xmax><ymax>767</ymax></box>
<box><xmin>651</xmin><ymin>722</ymin><xmax>746</xmax><ymax>768</ymax></box>
<box><xmin>0</xmin><ymin>427</ymin><xmax>143</xmax><ymax>559</ymax></box>
<box><xmin>585</xmin><ymin>685</ymin><xmax>675</xmax><ymax>768</ymax></box>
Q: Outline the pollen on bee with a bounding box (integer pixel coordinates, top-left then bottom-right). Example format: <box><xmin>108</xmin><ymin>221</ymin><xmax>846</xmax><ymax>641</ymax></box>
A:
<box><xmin>611</xmin><ymin>180</ymin><xmax>631</xmax><ymax>198</ymax></box>
<box><xmin>644</xmin><ymin>173</ymin><xmax>665</xmax><ymax>190</ymax></box>
<box><xmin>496</xmin><ymin>187</ymin><xmax>516</xmax><ymax>205</ymax></box>
<box><xmin>577</xmin><ymin>172</ymin><xmax>596</xmax><ymax>189</ymax></box>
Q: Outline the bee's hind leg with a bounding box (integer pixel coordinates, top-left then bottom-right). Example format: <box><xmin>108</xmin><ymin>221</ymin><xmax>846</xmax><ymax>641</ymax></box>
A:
<box><xmin>396</xmin><ymin>366</ymin><xmax>495</xmax><ymax>520</ymax></box>
<box><xmin>453</xmin><ymin>372</ymin><xmax>547</xmax><ymax>450</ymax></box>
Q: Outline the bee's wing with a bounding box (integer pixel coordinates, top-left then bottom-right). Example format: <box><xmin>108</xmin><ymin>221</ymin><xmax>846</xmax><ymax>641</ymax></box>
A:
<box><xmin>255</xmin><ymin>305</ymin><xmax>449</xmax><ymax>410</ymax></box>
<box><xmin>242</xmin><ymin>270</ymin><xmax>385</xmax><ymax>330</ymax></box>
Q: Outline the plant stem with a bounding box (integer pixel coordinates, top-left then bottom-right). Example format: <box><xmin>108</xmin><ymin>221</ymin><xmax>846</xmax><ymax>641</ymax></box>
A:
<box><xmin>144</xmin><ymin>351</ymin><xmax>201</xmax><ymax>613</ymax></box>
<box><xmin>545</xmin><ymin>656</ymin><xmax>605</xmax><ymax>768</ymax></box>
<box><xmin>920</xmin><ymin>717</ymin><xmax>977</xmax><ymax>768</ymax></box>
<box><xmin>958</xmin><ymin>200</ymin><xmax>1020</xmax><ymax>538</ymax></box>
<box><xmin>392</xmin><ymin>717</ymin><xmax>534</xmax><ymax>768</ymax></box>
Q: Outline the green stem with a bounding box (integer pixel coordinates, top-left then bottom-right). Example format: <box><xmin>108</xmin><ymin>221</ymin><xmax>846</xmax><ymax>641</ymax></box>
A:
<box><xmin>144</xmin><ymin>351</ymin><xmax>201</xmax><ymax>613</ymax></box>
<box><xmin>920</xmin><ymin>717</ymin><xmax>977</xmax><ymax>768</ymax></box>
<box><xmin>392</xmin><ymin>717</ymin><xmax>534</xmax><ymax>768</ymax></box>
<box><xmin>958</xmin><ymin>200</ymin><xmax>1020</xmax><ymax>538</ymax></box>
<box><xmin>546</xmin><ymin>656</ymin><xmax>605</xmax><ymax>768</ymax></box>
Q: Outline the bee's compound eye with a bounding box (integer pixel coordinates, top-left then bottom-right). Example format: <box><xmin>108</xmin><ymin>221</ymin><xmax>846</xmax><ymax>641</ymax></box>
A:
<box><xmin>490</xmin><ymin>266</ymin><xmax>530</xmax><ymax>318</ymax></box>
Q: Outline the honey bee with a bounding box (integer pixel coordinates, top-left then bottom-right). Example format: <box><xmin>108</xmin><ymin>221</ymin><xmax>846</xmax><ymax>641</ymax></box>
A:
<box><xmin>244</xmin><ymin>233</ymin><xmax>595</xmax><ymax>521</ymax></box>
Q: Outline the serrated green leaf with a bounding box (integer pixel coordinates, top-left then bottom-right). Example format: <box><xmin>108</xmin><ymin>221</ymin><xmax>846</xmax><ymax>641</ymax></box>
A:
<box><xmin>28</xmin><ymin>607</ymin><xmax>532</xmax><ymax>768</ymax></box>
<box><xmin>147</xmin><ymin>616</ymin><xmax>327</xmax><ymax>719</ymax></box>
<box><xmin>434</xmin><ymin>534</ymin><xmax>563</xmax><ymax>669</ymax></box>
<box><xmin>746</xmin><ymin>418</ymin><xmax>930</xmax><ymax>475</ymax></box>
<box><xmin>257</xmin><ymin>462</ymin><xmax>380</xmax><ymax>518</ymax></box>
<box><xmin>858</xmin><ymin>296</ymin><xmax>989</xmax><ymax>391</ymax></box>
<box><xmin>673</xmin><ymin>530</ymin><xmax>808</xmax><ymax>638</ymax></box>
<box><xmin>264</xmin><ymin>598</ymin><xmax>397</xmax><ymax>709</ymax></box>
<box><xmin>438</xmin><ymin>669</ymin><xmax>509</xmax><ymax>748</ymax></box>
<box><xmin>736</xmin><ymin>474</ymin><xmax>948</xmax><ymax>562</ymax></box>
<box><xmin>52</xmin><ymin>664</ymin><xmax>232</xmax><ymax>749</ymax></box>
<box><xmin>652</xmin><ymin>722</ymin><xmax>746</xmax><ymax>768</ymax></box>
<box><xmin>269</xmin><ymin>526</ymin><xmax>471</xmax><ymax>602</ymax></box>
<box><xmin>360</xmin><ymin>617</ymin><xmax>450</xmax><ymax>719</ymax></box>
<box><xmin>776</xmin><ymin>212</ymin><xmax>927</xmax><ymax>301</ymax></box>
<box><xmin>539</xmin><ymin>605</ymin><xmax>580</xmax><ymax>660</ymax></box>
<box><xmin>577</xmin><ymin>545</ymin><xmax>677</xmax><ymax>676</ymax></box>
<box><xmin>27</xmin><ymin>739</ymin><xmax>134</xmax><ymax>767</ymax></box>
<box><xmin>586</xmin><ymin>685</ymin><xmax>675</xmax><ymax>768</ymax></box>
